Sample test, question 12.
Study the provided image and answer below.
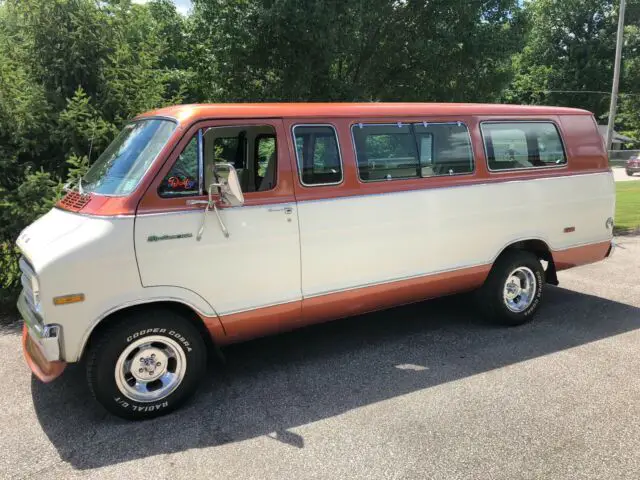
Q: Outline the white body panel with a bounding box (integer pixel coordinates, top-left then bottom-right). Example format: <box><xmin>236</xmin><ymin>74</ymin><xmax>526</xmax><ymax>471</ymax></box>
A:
<box><xmin>17</xmin><ymin>171</ymin><xmax>614</xmax><ymax>362</ymax></box>
<box><xmin>134</xmin><ymin>204</ymin><xmax>302</xmax><ymax>315</ymax></box>
<box><xmin>297</xmin><ymin>172</ymin><xmax>615</xmax><ymax>297</ymax></box>
<box><xmin>17</xmin><ymin>209</ymin><xmax>217</xmax><ymax>362</ymax></box>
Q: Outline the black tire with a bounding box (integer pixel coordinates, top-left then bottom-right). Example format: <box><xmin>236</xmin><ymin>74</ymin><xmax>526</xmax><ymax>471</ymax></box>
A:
<box><xmin>86</xmin><ymin>308</ymin><xmax>207</xmax><ymax>420</ymax></box>
<box><xmin>477</xmin><ymin>250</ymin><xmax>544</xmax><ymax>326</ymax></box>
<box><xmin>627</xmin><ymin>170</ymin><xmax>634</xmax><ymax>177</ymax></box>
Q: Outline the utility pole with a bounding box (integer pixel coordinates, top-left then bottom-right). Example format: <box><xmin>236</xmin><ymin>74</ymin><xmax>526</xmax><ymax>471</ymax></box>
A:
<box><xmin>606</xmin><ymin>0</ymin><xmax>626</xmax><ymax>151</ymax></box>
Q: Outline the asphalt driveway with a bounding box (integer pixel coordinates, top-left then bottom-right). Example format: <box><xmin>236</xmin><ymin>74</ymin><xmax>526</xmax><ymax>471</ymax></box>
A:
<box><xmin>613</xmin><ymin>166</ymin><xmax>640</xmax><ymax>182</ymax></box>
<box><xmin>1</xmin><ymin>236</ymin><xmax>639</xmax><ymax>479</ymax></box>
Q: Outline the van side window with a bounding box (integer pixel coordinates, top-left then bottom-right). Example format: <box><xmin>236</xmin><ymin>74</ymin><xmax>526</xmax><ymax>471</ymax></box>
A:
<box><xmin>352</xmin><ymin>124</ymin><xmax>419</xmax><ymax>181</ymax></box>
<box><xmin>414</xmin><ymin>122</ymin><xmax>473</xmax><ymax>176</ymax></box>
<box><xmin>158</xmin><ymin>135</ymin><xmax>199</xmax><ymax>197</ymax></box>
<box><xmin>352</xmin><ymin>122</ymin><xmax>473</xmax><ymax>181</ymax></box>
<box><xmin>481</xmin><ymin>122</ymin><xmax>567</xmax><ymax>171</ymax></box>
<box><xmin>203</xmin><ymin>125</ymin><xmax>277</xmax><ymax>193</ymax></box>
<box><xmin>293</xmin><ymin>125</ymin><xmax>342</xmax><ymax>186</ymax></box>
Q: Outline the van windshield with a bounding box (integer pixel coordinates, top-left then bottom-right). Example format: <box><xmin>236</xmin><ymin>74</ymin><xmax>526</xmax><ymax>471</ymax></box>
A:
<box><xmin>81</xmin><ymin>119</ymin><xmax>177</xmax><ymax>196</ymax></box>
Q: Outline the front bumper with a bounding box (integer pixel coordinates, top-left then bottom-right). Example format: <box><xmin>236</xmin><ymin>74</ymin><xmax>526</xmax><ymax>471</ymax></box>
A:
<box><xmin>22</xmin><ymin>326</ymin><xmax>66</xmax><ymax>382</ymax></box>
<box><xmin>627</xmin><ymin>165</ymin><xmax>640</xmax><ymax>173</ymax></box>
<box><xmin>17</xmin><ymin>291</ymin><xmax>66</xmax><ymax>382</ymax></box>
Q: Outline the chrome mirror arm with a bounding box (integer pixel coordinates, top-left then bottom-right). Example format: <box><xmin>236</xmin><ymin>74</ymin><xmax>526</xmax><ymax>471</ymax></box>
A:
<box><xmin>208</xmin><ymin>181</ymin><xmax>230</xmax><ymax>238</ymax></box>
<box><xmin>188</xmin><ymin>161</ymin><xmax>242</xmax><ymax>240</ymax></box>
<box><xmin>211</xmin><ymin>202</ymin><xmax>229</xmax><ymax>238</ymax></box>
<box><xmin>186</xmin><ymin>199</ymin><xmax>211</xmax><ymax>241</ymax></box>
<box><xmin>196</xmin><ymin>203</ymin><xmax>209</xmax><ymax>241</ymax></box>
<box><xmin>186</xmin><ymin>191</ymin><xmax>230</xmax><ymax>240</ymax></box>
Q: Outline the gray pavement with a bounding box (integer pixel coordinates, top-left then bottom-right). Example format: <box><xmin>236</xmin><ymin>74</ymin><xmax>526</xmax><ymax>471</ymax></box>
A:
<box><xmin>613</xmin><ymin>166</ymin><xmax>640</xmax><ymax>182</ymax></box>
<box><xmin>1</xmin><ymin>236</ymin><xmax>639</xmax><ymax>479</ymax></box>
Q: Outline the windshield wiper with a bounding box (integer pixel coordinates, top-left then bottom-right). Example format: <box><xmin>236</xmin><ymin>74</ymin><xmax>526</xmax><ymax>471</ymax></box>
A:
<box><xmin>62</xmin><ymin>176</ymin><xmax>86</xmax><ymax>194</ymax></box>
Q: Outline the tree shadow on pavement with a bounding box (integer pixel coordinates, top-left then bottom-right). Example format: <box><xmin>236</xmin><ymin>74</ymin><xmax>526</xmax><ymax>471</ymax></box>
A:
<box><xmin>32</xmin><ymin>286</ymin><xmax>640</xmax><ymax>470</ymax></box>
<box><xmin>0</xmin><ymin>310</ymin><xmax>20</xmax><ymax>336</ymax></box>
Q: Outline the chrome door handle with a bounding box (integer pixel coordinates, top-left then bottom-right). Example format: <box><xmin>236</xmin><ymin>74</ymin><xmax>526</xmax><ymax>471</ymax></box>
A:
<box><xmin>186</xmin><ymin>199</ymin><xmax>210</xmax><ymax>207</ymax></box>
<box><xmin>268</xmin><ymin>206</ymin><xmax>293</xmax><ymax>214</ymax></box>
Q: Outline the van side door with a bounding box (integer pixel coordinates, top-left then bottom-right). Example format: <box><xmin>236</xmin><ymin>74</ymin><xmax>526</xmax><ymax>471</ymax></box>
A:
<box><xmin>135</xmin><ymin>119</ymin><xmax>302</xmax><ymax>340</ymax></box>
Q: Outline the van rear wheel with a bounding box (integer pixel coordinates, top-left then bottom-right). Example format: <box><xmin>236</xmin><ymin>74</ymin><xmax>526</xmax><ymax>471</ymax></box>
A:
<box><xmin>478</xmin><ymin>250</ymin><xmax>544</xmax><ymax>326</ymax></box>
<box><xmin>86</xmin><ymin>309</ymin><xmax>207</xmax><ymax>420</ymax></box>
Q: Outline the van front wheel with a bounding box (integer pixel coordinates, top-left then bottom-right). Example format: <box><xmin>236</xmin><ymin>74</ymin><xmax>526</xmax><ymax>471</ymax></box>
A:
<box><xmin>86</xmin><ymin>309</ymin><xmax>207</xmax><ymax>420</ymax></box>
<box><xmin>478</xmin><ymin>250</ymin><xmax>544</xmax><ymax>326</ymax></box>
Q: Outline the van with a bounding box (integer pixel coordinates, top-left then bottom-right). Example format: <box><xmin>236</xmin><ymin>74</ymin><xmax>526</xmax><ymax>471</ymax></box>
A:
<box><xmin>16</xmin><ymin>103</ymin><xmax>615</xmax><ymax>419</ymax></box>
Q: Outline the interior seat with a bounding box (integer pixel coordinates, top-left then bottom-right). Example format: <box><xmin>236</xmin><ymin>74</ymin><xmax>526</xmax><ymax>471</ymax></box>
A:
<box><xmin>258</xmin><ymin>151</ymin><xmax>276</xmax><ymax>191</ymax></box>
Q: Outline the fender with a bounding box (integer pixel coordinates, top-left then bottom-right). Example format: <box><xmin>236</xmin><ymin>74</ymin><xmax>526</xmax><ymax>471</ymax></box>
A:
<box><xmin>74</xmin><ymin>287</ymin><xmax>224</xmax><ymax>362</ymax></box>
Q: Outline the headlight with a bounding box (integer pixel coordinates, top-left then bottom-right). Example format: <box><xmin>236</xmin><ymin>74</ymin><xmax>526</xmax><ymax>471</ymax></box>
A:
<box><xmin>30</xmin><ymin>275</ymin><xmax>42</xmax><ymax>315</ymax></box>
<box><xmin>19</xmin><ymin>255</ymin><xmax>42</xmax><ymax>316</ymax></box>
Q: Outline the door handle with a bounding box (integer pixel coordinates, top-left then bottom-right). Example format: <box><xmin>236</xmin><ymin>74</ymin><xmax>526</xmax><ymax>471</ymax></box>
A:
<box><xmin>268</xmin><ymin>206</ymin><xmax>293</xmax><ymax>214</ymax></box>
<box><xmin>186</xmin><ymin>199</ymin><xmax>209</xmax><ymax>207</ymax></box>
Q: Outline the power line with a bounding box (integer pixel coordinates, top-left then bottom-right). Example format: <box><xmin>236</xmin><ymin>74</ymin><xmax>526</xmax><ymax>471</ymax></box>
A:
<box><xmin>504</xmin><ymin>89</ymin><xmax>640</xmax><ymax>97</ymax></box>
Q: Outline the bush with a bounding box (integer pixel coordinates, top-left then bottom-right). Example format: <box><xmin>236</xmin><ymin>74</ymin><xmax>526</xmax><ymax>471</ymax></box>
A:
<box><xmin>0</xmin><ymin>0</ymin><xmax>191</xmax><ymax>304</ymax></box>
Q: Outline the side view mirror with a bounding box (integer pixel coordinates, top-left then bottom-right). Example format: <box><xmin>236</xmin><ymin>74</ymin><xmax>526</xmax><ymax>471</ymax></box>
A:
<box><xmin>209</xmin><ymin>162</ymin><xmax>244</xmax><ymax>207</ymax></box>
<box><xmin>191</xmin><ymin>163</ymin><xmax>245</xmax><ymax>241</ymax></box>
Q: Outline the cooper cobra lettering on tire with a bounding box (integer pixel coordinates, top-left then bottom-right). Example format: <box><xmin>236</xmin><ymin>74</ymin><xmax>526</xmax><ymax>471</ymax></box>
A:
<box><xmin>477</xmin><ymin>250</ymin><xmax>545</xmax><ymax>326</ymax></box>
<box><xmin>521</xmin><ymin>271</ymin><xmax>543</xmax><ymax>317</ymax></box>
<box><xmin>87</xmin><ymin>308</ymin><xmax>207</xmax><ymax>420</ymax></box>
<box><xmin>127</xmin><ymin>328</ymin><xmax>167</xmax><ymax>342</ymax></box>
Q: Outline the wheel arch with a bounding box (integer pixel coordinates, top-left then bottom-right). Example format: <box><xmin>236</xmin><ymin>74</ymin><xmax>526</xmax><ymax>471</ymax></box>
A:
<box><xmin>495</xmin><ymin>238</ymin><xmax>558</xmax><ymax>286</ymax></box>
<box><xmin>78</xmin><ymin>300</ymin><xmax>218</xmax><ymax>363</ymax></box>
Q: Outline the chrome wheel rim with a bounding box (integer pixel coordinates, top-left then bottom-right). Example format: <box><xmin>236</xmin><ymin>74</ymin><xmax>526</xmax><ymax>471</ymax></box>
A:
<box><xmin>503</xmin><ymin>266</ymin><xmax>537</xmax><ymax>313</ymax></box>
<box><xmin>115</xmin><ymin>335</ymin><xmax>187</xmax><ymax>403</ymax></box>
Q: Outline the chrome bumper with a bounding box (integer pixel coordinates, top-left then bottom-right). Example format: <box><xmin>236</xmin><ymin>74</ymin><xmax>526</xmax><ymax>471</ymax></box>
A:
<box><xmin>17</xmin><ymin>291</ymin><xmax>62</xmax><ymax>362</ymax></box>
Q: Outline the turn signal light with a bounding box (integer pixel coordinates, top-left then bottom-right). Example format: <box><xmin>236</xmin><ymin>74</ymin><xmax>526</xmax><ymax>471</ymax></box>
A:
<box><xmin>53</xmin><ymin>294</ymin><xmax>85</xmax><ymax>306</ymax></box>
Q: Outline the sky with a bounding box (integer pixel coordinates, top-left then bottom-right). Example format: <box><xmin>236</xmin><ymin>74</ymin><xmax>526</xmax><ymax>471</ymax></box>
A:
<box><xmin>132</xmin><ymin>0</ymin><xmax>192</xmax><ymax>15</ymax></box>
<box><xmin>134</xmin><ymin>1</ymin><xmax>525</xmax><ymax>17</ymax></box>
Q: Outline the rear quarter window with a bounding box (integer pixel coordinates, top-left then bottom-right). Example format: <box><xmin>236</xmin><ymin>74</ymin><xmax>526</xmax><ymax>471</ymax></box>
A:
<box><xmin>481</xmin><ymin>122</ymin><xmax>566</xmax><ymax>171</ymax></box>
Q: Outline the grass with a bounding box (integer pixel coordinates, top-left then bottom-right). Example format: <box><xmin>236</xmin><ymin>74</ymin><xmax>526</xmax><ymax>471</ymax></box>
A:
<box><xmin>615</xmin><ymin>181</ymin><xmax>640</xmax><ymax>235</ymax></box>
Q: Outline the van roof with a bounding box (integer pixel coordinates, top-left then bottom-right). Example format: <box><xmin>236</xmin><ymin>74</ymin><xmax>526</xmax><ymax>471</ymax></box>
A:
<box><xmin>137</xmin><ymin>102</ymin><xmax>592</xmax><ymax>124</ymax></box>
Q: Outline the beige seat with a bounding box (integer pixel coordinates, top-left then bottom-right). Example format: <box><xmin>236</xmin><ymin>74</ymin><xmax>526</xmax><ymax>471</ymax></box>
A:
<box><xmin>236</xmin><ymin>168</ymin><xmax>249</xmax><ymax>192</ymax></box>
<box><xmin>258</xmin><ymin>151</ymin><xmax>276</xmax><ymax>191</ymax></box>
<box><xmin>203</xmin><ymin>139</ymin><xmax>248</xmax><ymax>192</ymax></box>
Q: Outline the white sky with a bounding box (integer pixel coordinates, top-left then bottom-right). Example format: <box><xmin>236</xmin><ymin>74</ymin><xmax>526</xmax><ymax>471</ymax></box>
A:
<box><xmin>132</xmin><ymin>0</ymin><xmax>192</xmax><ymax>15</ymax></box>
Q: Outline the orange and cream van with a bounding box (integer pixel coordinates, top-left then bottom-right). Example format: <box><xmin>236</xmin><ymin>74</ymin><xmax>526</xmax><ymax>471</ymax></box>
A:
<box><xmin>16</xmin><ymin>103</ymin><xmax>615</xmax><ymax>419</ymax></box>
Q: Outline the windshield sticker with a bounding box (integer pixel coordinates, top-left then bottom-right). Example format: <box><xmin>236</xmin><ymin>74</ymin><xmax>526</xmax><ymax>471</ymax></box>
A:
<box><xmin>167</xmin><ymin>176</ymin><xmax>197</xmax><ymax>190</ymax></box>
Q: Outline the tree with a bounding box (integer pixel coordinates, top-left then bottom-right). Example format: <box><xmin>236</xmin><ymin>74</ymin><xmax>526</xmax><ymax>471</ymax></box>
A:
<box><xmin>505</xmin><ymin>0</ymin><xmax>640</xmax><ymax>125</ymax></box>
<box><xmin>0</xmin><ymin>0</ymin><xmax>192</xmax><ymax>302</ymax></box>
<box><xmin>617</xmin><ymin>22</ymin><xmax>640</xmax><ymax>141</ymax></box>
<box><xmin>190</xmin><ymin>0</ymin><xmax>524</xmax><ymax>102</ymax></box>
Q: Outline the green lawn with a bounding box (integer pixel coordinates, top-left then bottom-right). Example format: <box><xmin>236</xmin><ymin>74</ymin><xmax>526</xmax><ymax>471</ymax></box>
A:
<box><xmin>615</xmin><ymin>182</ymin><xmax>640</xmax><ymax>235</ymax></box>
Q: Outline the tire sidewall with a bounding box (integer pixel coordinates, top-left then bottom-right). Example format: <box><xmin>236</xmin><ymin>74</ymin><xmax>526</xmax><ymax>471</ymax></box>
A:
<box><xmin>90</xmin><ymin>315</ymin><xmax>206</xmax><ymax>419</ymax></box>
<box><xmin>494</xmin><ymin>254</ymin><xmax>544</xmax><ymax>323</ymax></box>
